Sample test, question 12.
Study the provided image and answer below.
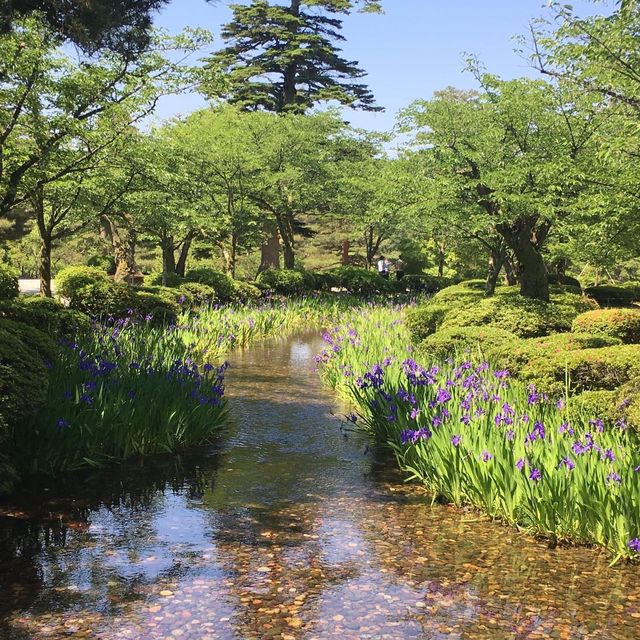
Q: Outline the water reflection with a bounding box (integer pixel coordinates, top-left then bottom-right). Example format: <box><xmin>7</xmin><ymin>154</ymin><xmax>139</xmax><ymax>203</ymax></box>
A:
<box><xmin>0</xmin><ymin>333</ymin><xmax>639</xmax><ymax>639</ymax></box>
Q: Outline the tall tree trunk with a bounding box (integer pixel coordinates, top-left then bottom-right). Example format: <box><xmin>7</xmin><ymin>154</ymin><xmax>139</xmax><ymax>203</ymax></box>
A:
<box><xmin>497</xmin><ymin>217</ymin><xmax>549</xmax><ymax>301</ymax></box>
<box><xmin>100</xmin><ymin>214</ymin><xmax>140</xmax><ymax>284</ymax></box>
<box><xmin>259</xmin><ymin>220</ymin><xmax>280</xmax><ymax>273</ymax></box>
<box><xmin>503</xmin><ymin>255</ymin><xmax>518</xmax><ymax>286</ymax></box>
<box><xmin>341</xmin><ymin>239</ymin><xmax>350</xmax><ymax>266</ymax></box>
<box><xmin>277</xmin><ymin>213</ymin><xmax>296</xmax><ymax>269</ymax></box>
<box><xmin>485</xmin><ymin>247</ymin><xmax>504</xmax><ymax>296</ymax></box>
<box><xmin>160</xmin><ymin>233</ymin><xmax>176</xmax><ymax>279</ymax></box>
<box><xmin>175</xmin><ymin>231</ymin><xmax>194</xmax><ymax>278</ymax></box>
<box><xmin>39</xmin><ymin>234</ymin><xmax>53</xmax><ymax>298</ymax></box>
<box><xmin>437</xmin><ymin>243</ymin><xmax>446</xmax><ymax>278</ymax></box>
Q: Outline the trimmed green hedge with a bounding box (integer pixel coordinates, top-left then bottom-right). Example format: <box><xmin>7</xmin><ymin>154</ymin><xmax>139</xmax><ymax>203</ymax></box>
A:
<box><xmin>572</xmin><ymin>308</ymin><xmax>640</xmax><ymax>344</ymax></box>
<box><xmin>406</xmin><ymin>303</ymin><xmax>454</xmax><ymax>341</ymax></box>
<box><xmin>256</xmin><ymin>268</ymin><xmax>316</xmax><ymax>295</ymax></box>
<box><xmin>232</xmin><ymin>280</ymin><xmax>262</xmax><ymax>302</ymax></box>
<box><xmin>485</xmin><ymin>332</ymin><xmax>622</xmax><ymax>377</ymax></box>
<box><xmin>520</xmin><ymin>344</ymin><xmax>640</xmax><ymax>397</ymax></box>
<box><xmin>0</xmin><ymin>263</ymin><xmax>19</xmax><ymax>300</ymax></box>
<box><xmin>0</xmin><ymin>320</ymin><xmax>54</xmax><ymax>493</ymax></box>
<box><xmin>185</xmin><ymin>267</ymin><xmax>238</xmax><ymax>301</ymax></box>
<box><xmin>584</xmin><ymin>285</ymin><xmax>637</xmax><ymax>307</ymax></box>
<box><xmin>145</xmin><ymin>271</ymin><xmax>184</xmax><ymax>288</ymax></box>
<box><xmin>0</xmin><ymin>297</ymin><xmax>89</xmax><ymax>338</ymax></box>
<box><xmin>417</xmin><ymin>326</ymin><xmax>517</xmax><ymax>361</ymax></box>
<box><xmin>441</xmin><ymin>290</ymin><xmax>597</xmax><ymax>338</ymax></box>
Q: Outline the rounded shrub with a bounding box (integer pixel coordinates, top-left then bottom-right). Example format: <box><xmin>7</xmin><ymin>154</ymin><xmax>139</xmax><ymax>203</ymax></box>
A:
<box><xmin>402</xmin><ymin>274</ymin><xmax>454</xmax><ymax>295</ymax></box>
<box><xmin>179</xmin><ymin>282</ymin><xmax>218</xmax><ymax>305</ymax></box>
<box><xmin>56</xmin><ymin>266</ymin><xmax>122</xmax><ymax>316</ymax></box>
<box><xmin>405</xmin><ymin>302</ymin><xmax>450</xmax><ymax>341</ymax></box>
<box><xmin>0</xmin><ymin>318</ymin><xmax>57</xmax><ymax>362</ymax></box>
<box><xmin>185</xmin><ymin>267</ymin><xmax>237</xmax><ymax>301</ymax></box>
<box><xmin>232</xmin><ymin>280</ymin><xmax>262</xmax><ymax>302</ymax></box>
<box><xmin>0</xmin><ymin>263</ymin><xmax>19</xmax><ymax>300</ymax></box>
<box><xmin>417</xmin><ymin>326</ymin><xmax>517</xmax><ymax>362</ymax></box>
<box><xmin>441</xmin><ymin>290</ymin><xmax>597</xmax><ymax>338</ymax></box>
<box><xmin>431</xmin><ymin>279</ymin><xmax>487</xmax><ymax>307</ymax></box>
<box><xmin>131</xmin><ymin>288</ymin><xmax>181</xmax><ymax>323</ymax></box>
<box><xmin>0</xmin><ymin>321</ymin><xmax>49</xmax><ymax>437</ymax></box>
<box><xmin>616</xmin><ymin>377</ymin><xmax>640</xmax><ymax>432</ymax></box>
<box><xmin>0</xmin><ymin>297</ymin><xmax>89</xmax><ymax>338</ymax></box>
<box><xmin>568</xmin><ymin>390</ymin><xmax>619</xmax><ymax>426</ymax></box>
<box><xmin>584</xmin><ymin>285</ymin><xmax>637</xmax><ymax>307</ymax></box>
<box><xmin>548</xmin><ymin>274</ymin><xmax>581</xmax><ymax>289</ymax></box>
<box><xmin>520</xmin><ymin>344</ymin><xmax>640</xmax><ymax>397</ymax></box>
<box><xmin>320</xmin><ymin>266</ymin><xmax>390</xmax><ymax>295</ymax></box>
<box><xmin>145</xmin><ymin>271</ymin><xmax>184</xmax><ymax>288</ymax></box>
<box><xmin>86</xmin><ymin>254</ymin><xmax>116</xmax><ymax>275</ymax></box>
<box><xmin>572</xmin><ymin>308</ymin><xmax>640</xmax><ymax>344</ymax></box>
<box><xmin>484</xmin><ymin>332</ymin><xmax>622</xmax><ymax>377</ymax></box>
<box><xmin>256</xmin><ymin>268</ymin><xmax>314</xmax><ymax>295</ymax></box>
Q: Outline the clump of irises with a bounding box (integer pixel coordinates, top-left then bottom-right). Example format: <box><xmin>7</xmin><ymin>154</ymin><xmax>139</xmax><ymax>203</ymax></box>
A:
<box><xmin>15</xmin><ymin>315</ymin><xmax>229</xmax><ymax>474</ymax></box>
<box><xmin>318</xmin><ymin>308</ymin><xmax>640</xmax><ymax>560</ymax></box>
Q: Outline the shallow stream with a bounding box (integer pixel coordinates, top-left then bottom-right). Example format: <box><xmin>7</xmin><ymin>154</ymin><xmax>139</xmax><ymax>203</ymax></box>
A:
<box><xmin>1</xmin><ymin>333</ymin><xmax>639</xmax><ymax>639</ymax></box>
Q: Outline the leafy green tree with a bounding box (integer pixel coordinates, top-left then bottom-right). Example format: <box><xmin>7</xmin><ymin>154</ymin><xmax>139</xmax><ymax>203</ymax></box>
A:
<box><xmin>204</xmin><ymin>0</ymin><xmax>382</xmax><ymax>270</ymax></box>
<box><xmin>400</xmin><ymin>77</ymin><xmax>610</xmax><ymax>301</ymax></box>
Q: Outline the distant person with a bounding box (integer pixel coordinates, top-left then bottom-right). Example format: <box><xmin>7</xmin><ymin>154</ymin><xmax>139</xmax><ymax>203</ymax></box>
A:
<box><xmin>395</xmin><ymin>256</ymin><xmax>406</xmax><ymax>281</ymax></box>
<box><xmin>377</xmin><ymin>255</ymin><xmax>389</xmax><ymax>279</ymax></box>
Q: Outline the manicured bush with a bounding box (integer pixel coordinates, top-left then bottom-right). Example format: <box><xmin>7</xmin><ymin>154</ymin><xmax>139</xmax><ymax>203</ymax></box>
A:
<box><xmin>417</xmin><ymin>326</ymin><xmax>517</xmax><ymax>361</ymax></box>
<box><xmin>569</xmin><ymin>390</ymin><xmax>619</xmax><ymax>425</ymax></box>
<box><xmin>56</xmin><ymin>266</ymin><xmax>127</xmax><ymax>316</ymax></box>
<box><xmin>316</xmin><ymin>266</ymin><xmax>390</xmax><ymax>295</ymax></box>
<box><xmin>616</xmin><ymin>377</ymin><xmax>640</xmax><ymax>432</ymax></box>
<box><xmin>179</xmin><ymin>282</ymin><xmax>218</xmax><ymax>305</ymax></box>
<box><xmin>572</xmin><ymin>308</ymin><xmax>640</xmax><ymax>344</ymax></box>
<box><xmin>131</xmin><ymin>289</ymin><xmax>180</xmax><ymax>324</ymax></box>
<box><xmin>0</xmin><ymin>297</ymin><xmax>89</xmax><ymax>338</ymax></box>
<box><xmin>402</xmin><ymin>274</ymin><xmax>454</xmax><ymax>294</ymax></box>
<box><xmin>431</xmin><ymin>279</ymin><xmax>486</xmax><ymax>307</ymax></box>
<box><xmin>256</xmin><ymin>268</ymin><xmax>315</xmax><ymax>295</ymax></box>
<box><xmin>145</xmin><ymin>271</ymin><xmax>184</xmax><ymax>288</ymax></box>
<box><xmin>584</xmin><ymin>285</ymin><xmax>637</xmax><ymax>307</ymax></box>
<box><xmin>441</xmin><ymin>290</ymin><xmax>597</xmax><ymax>338</ymax></box>
<box><xmin>520</xmin><ymin>344</ymin><xmax>640</xmax><ymax>396</ymax></box>
<box><xmin>485</xmin><ymin>332</ymin><xmax>622</xmax><ymax>377</ymax></box>
<box><xmin>405</xmin><ymin>302</ymin><xmax>450</xmax><ymax>341</ymax></box>
<box><xmin>0</xmin><ymin>322</ymin><xmax>50</xmax><ymax>481</ymax></box>
<box><xmin>0</xmin><ymin>318</ymin><xmax>57</xmax><ymax>362</ymax></box>
<box><xmin>86</xmin><ymin>254</ymin><xmax>116</xmax><ymax>275</ymax></box>
<box><xmin>185</xmin><ymin>267</ymin><xmax>237</xmax><ymax>301</ymax></box>
<box><xmin>0</xmin><ymin>263</ymin><xmax>19</xmax><ymax>300</ymax></box>
<box><xmin>232</xmin><ymin>280</ymin><xmax>262</xmax><ymax>302</ymax></box>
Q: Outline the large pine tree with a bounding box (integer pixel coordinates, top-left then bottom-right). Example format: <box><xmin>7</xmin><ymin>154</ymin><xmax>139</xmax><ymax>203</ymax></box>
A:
<box><xmin>204</xmin><ymin>0</ymin><xmax>382</xmax><ymax>268</ymax></box>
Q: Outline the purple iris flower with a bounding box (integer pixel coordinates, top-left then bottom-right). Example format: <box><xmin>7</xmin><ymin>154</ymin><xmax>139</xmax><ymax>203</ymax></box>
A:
<box><xmin>451</xmin><ymin>435</ymin><xmax>462</xmax><ymax>447</ymax></box>
<box><xmin>529</xmin><ymin>468</ymin><xmax>542</xmax><ymax>482</ymax></box>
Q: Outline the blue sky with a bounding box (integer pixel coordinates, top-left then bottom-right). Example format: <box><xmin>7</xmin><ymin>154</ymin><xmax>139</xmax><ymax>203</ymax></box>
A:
<box><xmin>151</xmin><ymin>0</ymin><xmax>605</xmax><ymax>132</ymax></box>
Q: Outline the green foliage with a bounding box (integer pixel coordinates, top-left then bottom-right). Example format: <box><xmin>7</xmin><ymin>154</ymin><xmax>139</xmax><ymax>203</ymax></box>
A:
<box><xmin>56</xmin><ymin>266</ymin><xmax>129</xmax><ymax>317</ymax></box>
<box><xmin>405</xmin><ymin>303</ymin><xmax>450</xmax><ymax>341</ymax></box>
<box><xmin>441</xmin><ymin>289</ymin><xmax>597</xmax><ymax>338</ymax></box>
<box><xmin>206</xmin><ymin>0</ymin><xmax>380</xmax><ymax>113</ymax></box>
<box><xmin>131</xmin><ymin>288</ymin><xmax>180</xmax><ymax>324</ymax></box>
<box><xmin>417</xmin><ymin>326</ymin><xmax>517</xmax><ymax>362</ymax></box>
<box><xmin>584</xmin><ymin>285</ymin><xmax>638</xmax><ymax>308</ymax></box>
<box><xmin>0</xmin><ymin>297</ymin><xmax>89</xmax><ymax>338</ymax></box>
<box><xmin>232</xmin><ymin>280</ymin><xmax>262</xmax><ymax>302</ymax></box>
<box><xmin>317</xmin><ymin>266</ymin><xmax>389</xmax><ymax>295</ymax></box>
<box><xmin>0</xmin><ymin>319</ymin><xmax>51</xmax><ymax>492</ymax></box>
<box><xmin>521</xmin><ymin>345</ymin><xmax>640</xmax><ymax>397</ymax></box>
<box><xmin>317</xmin><ymin>306</ymin><xmax>640</xmax><ymax>557</ymax></box>
<box><xmin>256</xmin><ymin>268</ymin><xmax>315</xmax><ymax>295</ymax></box>
<box><xmin>0</xmin><ymin>263</ymin><xmax>19</xmax><ymax>300</ymax></box>
<box><xmin>548</xmin><ymin>273</ymin><xmax>581</xmax><ymax>288</ymax></box>
<box><xmin>144</xmin><ymin>271</ymin><xmax>184</xmax><ymax>287</ymax></box>
<box><xmin>617</xmin><ymin>377</ymin><xmax>640</xmax><ymax>433</ymax></box>
<box><xmin>407</xmin><ymin>281</ymin><xmax>596</xmax><ymax>341</ymax></box>
<box><xmin>402</xmin><ymin>274</ymin><xmax>454</xmax><ymax>295</ymax></box>
<box><xmin>569</xmin><ymin>390</ymin><xmax>619</xmax><ymax>426</ymax></box>
<box><xmin>86</xmin><ymin>254</ymin><xmax>116</xmax><ymax>275</ymax></box>
<box><xmin>179</xmin><ymin>282</ymin><xmax>218</xmax><ymax>305</ymax></box>
<box><xmin>572</xmin><ymin>309</ymin><xmax>640</xmax><ymax>344</ymax></box>
<box><xmin>186</xmin><ymin>267</ymin><xmax>237</xmax><ymax>301</ymax></box>
<box><xmin>485</xmin><ymin>332</ymin><xmax>622</xmax><ymax>378</ymax></box>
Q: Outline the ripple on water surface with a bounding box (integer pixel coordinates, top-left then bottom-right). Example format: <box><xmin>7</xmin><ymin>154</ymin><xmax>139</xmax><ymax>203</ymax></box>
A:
<box><xmin>1</xmin><ymin>333</ymin><xmax>639</xmax><ymax>640</ymax></box>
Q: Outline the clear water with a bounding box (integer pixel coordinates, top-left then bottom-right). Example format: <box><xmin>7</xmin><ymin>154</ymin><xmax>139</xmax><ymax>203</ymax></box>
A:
<box><xmin>1</xmin><ymin>333</ymin><xmax>639</xmax><ymax>639</ymax></box>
